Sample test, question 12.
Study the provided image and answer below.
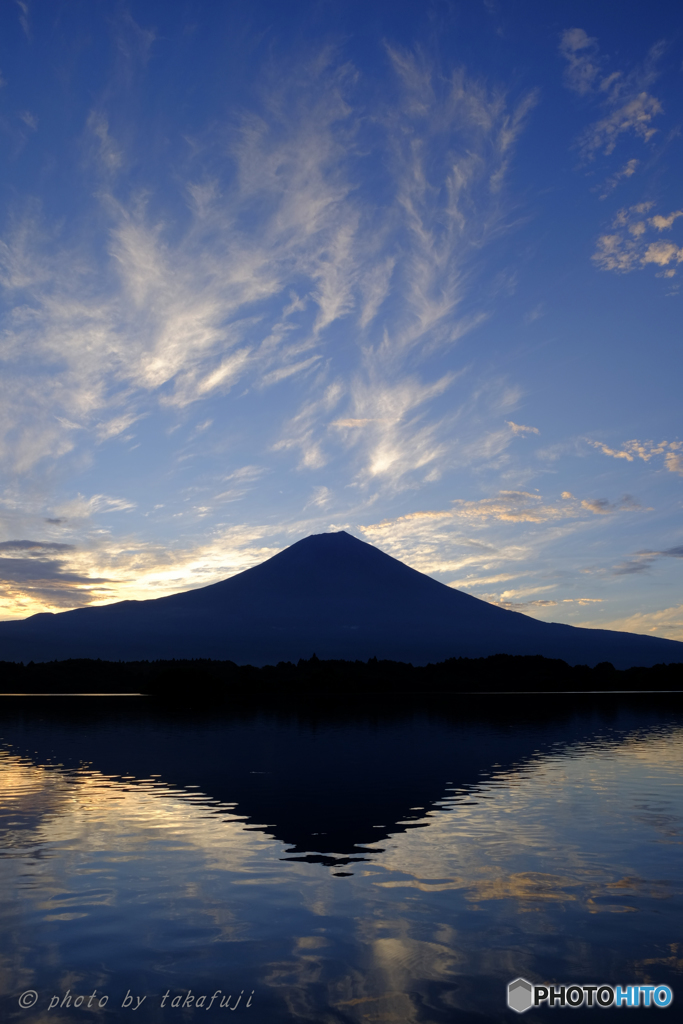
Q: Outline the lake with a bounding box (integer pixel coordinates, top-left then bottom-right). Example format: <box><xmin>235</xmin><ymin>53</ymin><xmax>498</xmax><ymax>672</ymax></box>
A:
<box><xmin>1</xmin><ymin>694</ymin><xmax>681</xmax><ymax>1022</ymax></box>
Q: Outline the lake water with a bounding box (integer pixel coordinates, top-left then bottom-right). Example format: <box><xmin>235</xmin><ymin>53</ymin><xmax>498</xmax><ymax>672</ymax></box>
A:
<box><xmin>0</xmin><ymin>695</ymin><xmax>681</xmax><ymax>1022</ymax></box>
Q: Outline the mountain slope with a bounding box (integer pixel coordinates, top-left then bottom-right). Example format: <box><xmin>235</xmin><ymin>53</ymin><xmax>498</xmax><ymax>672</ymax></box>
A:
<box><xmin>0</xmin><ymin>531</ymin><xmax>680</xmax><ymax>668</ymax></box>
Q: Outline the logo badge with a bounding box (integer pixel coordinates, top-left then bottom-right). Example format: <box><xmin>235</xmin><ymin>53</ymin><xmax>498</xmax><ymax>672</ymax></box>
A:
<box><xmin>508</xmin><ymin>978</ymin><xmax>534</xmax><ymax>1013</ymax></box>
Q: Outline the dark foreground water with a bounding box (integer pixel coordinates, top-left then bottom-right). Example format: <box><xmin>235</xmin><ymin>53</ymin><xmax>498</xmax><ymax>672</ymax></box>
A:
<box><xmin>0</xmin><ymin>695</ymin><xmax>681</xmax><ymax>1023</ymax></box>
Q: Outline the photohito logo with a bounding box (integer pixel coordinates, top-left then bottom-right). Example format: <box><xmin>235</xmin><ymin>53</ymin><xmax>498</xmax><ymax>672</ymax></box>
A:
<box><xmin>507</xmin><ymin>978</ymin><xmax>674</xmax><ymax>1012</ymax></box>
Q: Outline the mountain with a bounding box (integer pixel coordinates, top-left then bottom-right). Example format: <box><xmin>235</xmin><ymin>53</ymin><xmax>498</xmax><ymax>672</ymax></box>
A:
<box><xmin>0</xmin><ymin>530</ymin><xmax>680</xmax><ymax>668</ymax></box>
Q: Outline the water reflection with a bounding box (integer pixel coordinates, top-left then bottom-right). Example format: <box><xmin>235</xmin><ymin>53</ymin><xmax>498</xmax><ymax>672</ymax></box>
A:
<box><xmin>0</xmin><ymin>698</ymin><xmax>681</xmax><ymax>1022</ymax></box>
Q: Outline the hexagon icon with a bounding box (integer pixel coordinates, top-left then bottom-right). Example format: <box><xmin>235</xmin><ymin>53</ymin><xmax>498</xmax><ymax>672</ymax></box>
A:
<box><xmin>508</xmin><ymin>978</ymin><xmax>534</xmax><ymax>1013</ymax></box>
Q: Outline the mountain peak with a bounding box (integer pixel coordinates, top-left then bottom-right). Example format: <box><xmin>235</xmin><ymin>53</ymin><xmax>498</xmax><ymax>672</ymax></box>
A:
<box><xmin>0</xmin><ymin>531</ymin><xmax>681</xmax><ymax>669</ymax></box>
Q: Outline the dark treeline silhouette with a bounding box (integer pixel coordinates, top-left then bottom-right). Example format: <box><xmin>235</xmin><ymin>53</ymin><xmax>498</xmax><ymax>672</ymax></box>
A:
<box><xmin>1</xmin><ymin>652</ymin><xmax>681</xmax><ymax>697</ymax></box>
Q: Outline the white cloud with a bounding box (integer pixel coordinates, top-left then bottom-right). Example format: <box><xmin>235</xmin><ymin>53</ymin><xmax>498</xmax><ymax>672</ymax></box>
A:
<box><xmin>0</xmin><ymin>521</ymin><xmax>285</xmax><ymax>620</ymax></box>
<box><xmin>581</xmin><ymin>93</ymin><xmax>662</xmax><ymax>158</ymax></box>
<box><xmin>262</xmin><ymin>50</ymin><xmax>536</xmax><ymax>491</ymax></box>
<box><xmin>448</xmin><ymin>490</ymin><xmax>641</xmax><ymax>522</ymax></box>
<box><xmin>305</xmin><ymin>485</ymin><xmax>332</xmax><ymax>510</ymax></box>
<box><xmin>358</xmin><ymin>256</ymin><xmax>395</xmax><ymax>330</ymax></box>
<box><xmin>95</xmin><ymin>412</ymin><xmax>145</xmax><ymax>442</ymax></box>
<box><xmin>359</xmin><ymin>507</ymin><xmax>530</xmax><ymax>578</ymax></box>
<box><xmin>87</xmin><ymin>111</ymin><xmax>124</xmax><ymax>174</ymax></box>
<box><xmin>381</xmin><ymin>46</ymin><xmax>536</xmax><ymax>356</ymax></box>
<box><xmin>490</xmin><ymin>583</ymin><xmax>558</xmax><ymax>608</ymax></box>
<box><xmin>559</xmin><ymin>31</ymin><xmax>665</xmax><ymax>161</ymax></box>
<box><xmin>447</xmin><ymin>572</ymin><xmax>518</xmax><ymax>589</ymax></box>
<box><xmin>592</xmin><ymin>233</ymin><xmax>639</xmax><ymax>272</ymax></box>
<box><xmin>650</xmin><ymin>210</ymin><xmax>683</xmax><ymax>231</ymax></box>
<box><xmin>587</xmin><ymin>440</ymin><xmax>634</xmax><ymax>461</ymax></box>
<box><xmin>273</xmin><ymin>381</ymin><xmax>344</xmax><ymax>470</ymax></box>
<box><xmin>259</xmin><ymin>355</ymin><xmax>322</xmax><ymax>389</ymax></box>
<box><xmin>522</xmin><ymin>303</ymin><xmax>544</xmax><ymax>324</ymax></box>
<box><xmin>15</xmin><ymin>0</ymin><xmax>29</xmax><ymax>39</ymax></box>
<box><xmin>580</xmin><ymin>495</ymin><xmax>642</xmax><ymax>515</ymax></box>
<box><xmin>212</xmin><ymin>465</ymin><xmax>266</xmax><ymax>503</ymax></box>
<box><xmin>0</xmin><ymin>42</ymin><xmax>552</xmax><ymax>623</ymax></box>
<box><xmin>323</xmin><ymin>373</ymin><xmax>528</xmax><ymax>493</ymax></box>
<box><xmin>0</xmin><ymin>63</ymin><xmax>366</xmax><ymax>471</ymax></box>
<box><xmin>578</xmin><ymin>605</ymin><xmax>683</xmax><ymax>644</ymax></box>
<box><xmin>490</xmin><ymin>592</ymin><xmax>605</xmax><ymax>611</ymax></box>
<box><xmin>559</xmin><ymin>28</ymin><xmax>603</xmax><ymax>96</ymax></box>
<box><xmin>52</xmin><ymin>493</ymin><xmax>136</xmax><ymax>520</ymax></box>
<box><xmin>339</xmin><ymin>372</ymin><xmax>455</xmax><ymax>485</ymax></box>
<box><xmin>361</xmin><ymin>484</ymin><xmax>651</xmax><ymax>578</ymax></box>
<box><xmin>0</xmin><ymin>45</ymin><xmax>537</xmax><ymax>513</ymax></box>
<box><xmin>356</xmin><ymin>492</ymin><xmax>658</xmax><ymax>629</ymax></box>
<box><xmin>588</xmin><ymin>437</ymin><xmax>683</xmax><ymax>472</ymax></box>
<box><xmin>641</xmin><ymin>240</ymin><xmax>683</xmax><ymax>267</ymax></box>
<box><xmin>592</xmin><ymin>205</ymin><xmax>683</xmax><ymax>275</ymax></box>
<box><xmin>506</xmin><ymin>421</ymin><xmax>539</xmax><ymax>436</ymax></box>
<box><xmin>598</xmin><ymin>158</ymin><xmax>639</xmax><ymax>199</ymax></box>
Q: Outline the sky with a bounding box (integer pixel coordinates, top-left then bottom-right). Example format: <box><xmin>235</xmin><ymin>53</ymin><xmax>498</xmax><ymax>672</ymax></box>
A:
<box><xmin>0</xmin><ymin>0</ymin><xmax>681</xmax><ymax>642</ymax></box>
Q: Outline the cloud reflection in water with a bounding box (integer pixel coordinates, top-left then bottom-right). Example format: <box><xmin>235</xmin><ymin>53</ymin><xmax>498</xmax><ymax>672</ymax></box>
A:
<box><xmin>0</xmin><ymin>709</ymin><xmax>681</xmax><ymax>1022</ymax></box>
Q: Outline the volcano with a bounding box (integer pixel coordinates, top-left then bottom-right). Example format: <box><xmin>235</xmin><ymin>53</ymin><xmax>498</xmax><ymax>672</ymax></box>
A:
<box><xmin>0</xmin><ymin>531</ymin><xmax>680</xmax><ymax>668</ymax></box>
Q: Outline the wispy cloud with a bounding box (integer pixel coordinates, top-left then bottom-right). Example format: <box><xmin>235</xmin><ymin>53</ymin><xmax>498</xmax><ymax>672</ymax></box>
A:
<box><xmin>212</xmin><ymin>465</ymin><xmax>266</xmax><ymax>504</ymax></box>
<box><xmin>0</xmin><ymin>539</ymin><xmax>74</xmax><ymax>553</ymax></box>
<box><xmin>581</xmin><ymin>93</ymin><xmax>662</xmax><ymax>159</ymax></box>
<box><xmin>613</xmin><ymin>544</ymin><xmax>683</xmax><ymax>576</ymax></box>
<box><xmin>19</xmin><ymin>110</ymin><xmax>37</xmax><ymax>131</ymax></box>
<box><xmin>86</xmin><ymin>111</ymin><xmax>123</xmax><ymax>175</ymax></box>
<box><xmin>481</xmin><ymin>586</ymin><xmax>604</xmax><ymax>611</ymax></box>
<box><xmin>15</xmin><ymin>0</ymin><xmax>30</xmax><ymax>40</ymax></box>
<box><xmin>0</xmin><ymin>58</ymin><xmax>364</xmax><ymax>476</ymax></box>
<box><xmin>522</xmin><ymin>303</ymin><xmax>544</xmax><ymax>324</ymax></box>
<box><xmin>382</xmin><ymin>46</ymin><xmax>536</xmax><ymax>354</ymax></box>
<box><xmin>0</xmin><ymin>44</ymin><xmax>534</xmax><ymax>503</ymax></box>
<box><xmin>578</xmin><ymin>604</ymin><xmax>683</xmax><ymax>643</ymax></box>
<box><xmin>0</xmin><ymin>519</ymin><xmax>289</xmax><ymax>620</ymax></box>
<box><xmin>304</xmin><ymin>485</ymin><xmax>332</xmax><ymax>510</ymax></box>
<box><xmin>273</xmin><ymin>381</ymin><xmax>344</xmax><ymax>470</ymax></box>
<box><xmin>52</xmin><ymin>493</ymin><xmax>136</xmax><ymax>520</ymax></box>
<box><xmin>0</xmin><ymin>9</ymin><xmax>679</xmax><ymax>647</ymax></box>
<box><xmin>488</xmin><ymin>593</ymin><xmax>604</xmax><ymax>611</ymax></box>
<box><xmin>264</xmin><ymin>48</ymin><xmax>537</xmax><ymax>491</ymax></box>
<box><xmin>559</xmin><ymin>28</ymin><xmax>604</xmax><ymax>96</ymax></box>
<box><xmin>449</xmin><ymin>491</ymin><xmax>580</xmax><ymax>523</ymax></box>
<box><xmin>449</xmin><ymin>490</ymin><xmax>642</xmax><ymax>521</ymax></box>
<box><xmin>587</xmin><ymin>437</ymin><xmax>683</xmax><ymax>472</ymax></box>
<box><xmin>580</xmin><ymin>495</ymin><xmax>642</xmax><ymax>515</ymax></box>
<box><xmin>598</xmin><ymin>158</ymin><xmax>639</xmax><ymax>199</ymax></box>
<box><xmin>95</xmin><ymin>412</ymin><xmax>145</xmax><ymax>443</ymax></box>
<box><xmin>559</xmin><ymin>29</ymin><xmax>665</xmax><ymax>161</ymax></box>
<box><xmin>355</xmin><ymin>491</ymin><xmax>661</xmax><ymax>629</ymax></box>
<box><xmin>359</xmin><ymin>488</ymin><xmax>644</xmax><ymax>578</ymax></box>
<box><xmin>506</xmin><ymin>420</ymin><xmax>539</xmax><ymax>436</ymax></box>
<box><xmin>331</xmin><ymin>372</ymin><xmax>456</xmax><ymax>486</ymax></box>
<box><xmin>359</xmin><ymin>506</ymin><xmax>529</xmax><ymax>578</ymax></box>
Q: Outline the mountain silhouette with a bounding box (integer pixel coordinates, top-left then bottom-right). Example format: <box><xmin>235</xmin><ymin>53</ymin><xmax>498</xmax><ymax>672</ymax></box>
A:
<box><xmin>1</xmin><ymin>698</ymin><xmax>660</xmax><ymax>863</ymax></box>
<box><xmin>0</xmin><ymin>530</ymin><xmax>681</xmax><ymax>668</ymax></box>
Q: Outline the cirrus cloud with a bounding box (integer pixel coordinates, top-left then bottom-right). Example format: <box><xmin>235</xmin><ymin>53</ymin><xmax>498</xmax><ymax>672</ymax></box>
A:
<box><xmin>559</xmin><ymin>29</ymin><xmax>665</xmax><ymax>161</ymax></box>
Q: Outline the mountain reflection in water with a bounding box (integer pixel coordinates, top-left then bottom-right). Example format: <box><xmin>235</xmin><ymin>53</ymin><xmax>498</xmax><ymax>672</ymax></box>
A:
<box><xmin>1</xmin><ymin>696</ymin><xmax>682</xmax><ymax>1023</ymax></box>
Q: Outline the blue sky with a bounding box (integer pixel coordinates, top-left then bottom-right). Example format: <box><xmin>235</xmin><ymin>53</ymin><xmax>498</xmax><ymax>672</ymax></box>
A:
<box><xmin>0</xmin><ymin>0</ymin><xmax>681</xmax><ymax>642</ymax></box>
